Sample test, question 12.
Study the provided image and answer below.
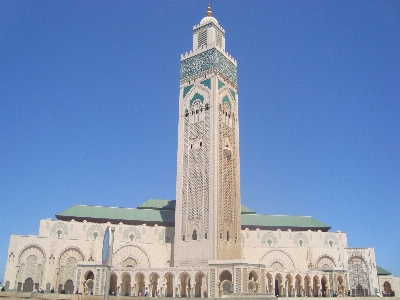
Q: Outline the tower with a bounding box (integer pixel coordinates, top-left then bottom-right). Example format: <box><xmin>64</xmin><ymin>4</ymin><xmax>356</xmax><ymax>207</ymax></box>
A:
<box><xmin>174</xmin><ymin>5</ymin><xmax>241</xmax><ymax>266</ymax></box>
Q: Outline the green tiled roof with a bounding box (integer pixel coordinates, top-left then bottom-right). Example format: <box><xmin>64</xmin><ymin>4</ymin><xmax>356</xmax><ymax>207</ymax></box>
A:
<box><xmin>241</xmin><ymin>204</ymin><xmax>255</xmax><ymax>214</ymax></box>
<box><xmin>241</xmin><ymin>214</ymin><xmax>330</xmax><ymax>231</ymax></box>
<box><xmin>56</xmin><ymin>199</ymin><xmax>330</xmax><ymax>231</ymax></box>
<box><xmin>56</xmin><ymin>205</ymin><xmax>175</xmax><ymax>226</ymax></box>
<box><xmin>137</xmin><ymin>199</ymin><xmax>176</xmax><ymax>211</ymax></box>
<box><xmin>136</xmin><ymin>199</ymin><xmax>255</xmax><ymax>214</ymax></box>
<box><xmin>377</xmin><ymin>266</ymin><xmax>392</xmax><ymax>275</ymax></box>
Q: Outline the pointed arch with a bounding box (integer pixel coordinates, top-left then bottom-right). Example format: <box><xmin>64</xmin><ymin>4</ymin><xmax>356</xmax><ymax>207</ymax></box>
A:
<box><xmin>86</xmin><ymin>224</ymin><xmax>105</xmax><ymax>240</ymax></box>
<box><xmin>315</xmin><ymin>254</ymin><xmax>336</xmax><ymax>268</ymax></box>
<box><xmin>261</xmin><ymin>249</ymin><xmax>295</xmax><ymax>271</ymax></box>
<box><xmin>194</xmin><ymin>271</ymin><xmax>207</xmax><ymax>298</ymax></box>
<box><xmin>113</xmin><ymin>245</ymin><xmax>150</xmax><ymax>268</ymax></box>
<box><xmin>163</xmin><ymin>272</ymin><xmax>175</xmax><ymax>297</ymax></box>
<box><xmin>50</xmin><ymin>222</ymin><xmax>69</xmax><ymax>238</ymax></box>
<box><xmin>293</xmin><ymin>232</ymin><xmax>309</xmax><ymax>247</ymax></box>
<box><xmin>18</xmin><ymin>244</ymin><xmax>46</xmax><ymax>264</ymax></box>
<box><xmin>123</xmin><ymin>226</ymin><xmax>141</xmax><ymax>243</ymax></box>
<box><xmin>58</xmin><ymin>247</ymin><xmax>85</xmax><ymax>265</ymax></box>
<box><xmin>324</xmin><ymin>233</ymin><xmax>339</xmax><ymax>247</ymax></box>
<box><xmin>221</xmin><ymin>95</ymin><xmax>232</xmax><ymax>110</ymax></box>
<box><xmin>184</xmin><ymin>82</ymin><xmax>211</xmax><ymax>110</ymax></box>
<box><xmin>261</xmin><ymin>232</ymin><xmax>278</xmax><ymax>247</ymax></box>
<box><xmin>121</xmin><ymin>272</ymin><xmax>131</xmax><ymax>296</ymax></box>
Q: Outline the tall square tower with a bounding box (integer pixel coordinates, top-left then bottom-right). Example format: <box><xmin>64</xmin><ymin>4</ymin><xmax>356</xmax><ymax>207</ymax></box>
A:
<box><xmin>174</xmin><ymin>5</ymin><xmax>242</xmax><ymax>266</ymax></box>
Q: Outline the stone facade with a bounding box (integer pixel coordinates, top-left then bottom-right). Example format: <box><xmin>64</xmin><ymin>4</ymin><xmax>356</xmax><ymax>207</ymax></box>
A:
<box><xmin>4</xmin><ymin>216</ymin><xmax>383</xmax><ymax>297</ymax></box>
<box><xmin>174</xmin><ymin>11</ymin><xmax>241</xmax><ymax>266</ymax></box>
<box><xmin>378</xmin><ymin>274</ymin><xmax>400</xmax><ymax>297</ymax></box>
<box><xmin>2</xmin><ymin>5</ymin><xmax>395</xmax><ymax>298</ymax></box>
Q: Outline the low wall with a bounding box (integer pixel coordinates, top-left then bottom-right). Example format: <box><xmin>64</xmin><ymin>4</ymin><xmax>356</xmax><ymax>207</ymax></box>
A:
<box><xmin>0</xmin><ymin>294</ymin><xmax>399</xmax><ymax>300</ymax></box>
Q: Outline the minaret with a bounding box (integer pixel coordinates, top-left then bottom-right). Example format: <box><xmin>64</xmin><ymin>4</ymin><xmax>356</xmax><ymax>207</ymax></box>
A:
<box><xmin>174</xmin><ymin>5</ymin><xmax>241</xmax><ymax>266</ymax></box>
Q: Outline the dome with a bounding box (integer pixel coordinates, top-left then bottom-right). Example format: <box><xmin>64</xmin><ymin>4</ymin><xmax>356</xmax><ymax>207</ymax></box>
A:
<box><xmin>199</xmin><ymin>3</ymin><xmax>218</xmax><ymax>26</ymax></box>
<box><xmin>200</xmin><ymin>16</ymin><xmax>218</xmax><ymax>26</ymax></box>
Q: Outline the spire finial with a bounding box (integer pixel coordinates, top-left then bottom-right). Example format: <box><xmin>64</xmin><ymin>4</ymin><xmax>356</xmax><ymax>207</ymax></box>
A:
<box><xmin>206</xmin><ymin>2</ymin><xmax>212</xmax><ymax>17</ymax></box>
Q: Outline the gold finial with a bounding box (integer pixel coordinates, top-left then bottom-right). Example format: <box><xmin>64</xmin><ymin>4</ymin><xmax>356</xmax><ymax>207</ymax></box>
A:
<box><xmin>206</xmin><ymin>3</ymin><xmax>212</xmax><ymax>17</ymax></box>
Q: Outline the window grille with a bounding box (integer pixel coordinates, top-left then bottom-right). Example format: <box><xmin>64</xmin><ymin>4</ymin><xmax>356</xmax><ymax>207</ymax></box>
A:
<box><xmin>216</xmin><ymin>32</ymin><xmax>222</xmax><ymax>47</ymax></box>
<box><xmin>198</xmin><ymin>30</ymin><xmax>207</xmax><ymax>48</ymax></box>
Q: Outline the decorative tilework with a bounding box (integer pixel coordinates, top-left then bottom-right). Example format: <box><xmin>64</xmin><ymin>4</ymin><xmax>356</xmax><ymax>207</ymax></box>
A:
<box><xmin>293</xmin><ymin>232</ymin><xmax>309</xmax><ymax>247</ymax></box>
<box><xmin>210</xmin><ymin>268</ymin><xmax>216</xmax><ymax>298</ymax></box>
<box><xmin>229</xmin><ymin>88</ymin><xmax>236</xmax><ymax>102</ymax></box>
<box><xmin>218</xmin><ymin>79</ymin><xmax>225</xmax><ymax>90</ymax></box>
<box><xmin>183</xmin><ymin>85</ymin><xmax>194</xmax><ymax>98</ymax></box>
<box><xmin>190</xmin><ymin>93</ymin><xmax>204</xmax><ymax>107</ymax></box>
<box><xmin>222</xmin><ymin>95</ymin><xmax>232</xmax><ymax>110</ymax></box>
<box><xmin>235</xmin><ymin>268</ymin><xmax>242</xmax><ymax>293</ymax></box>
<box><xmin>261</xmin><ymin>232</ymin><xmax>277</xmax><ymax>247</ymax></box>
<box><xmin>181</xmin><ymin>49</ymin><xmax>237</xmax><ymax>85</ymax></box>
<box><xmin>200</xmin><ymin>78</ymin><xmax>211</xmax><ymax>89</ymax></box>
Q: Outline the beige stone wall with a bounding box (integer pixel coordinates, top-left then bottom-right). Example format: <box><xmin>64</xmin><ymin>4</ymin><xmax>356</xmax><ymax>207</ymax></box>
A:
<box><xmin>2</xmin><ymin>294</ymin><xmax>400</xmax><ymax>300</ymax></box>
<box><xmin>378</xmin><ymin>274</ymin><xmax>400</xmax><ymax>296</ymax></box>
<box><xmin>4</xmin><ymin>219</ymin><xmax>173</xmax><ymax>293</ymax></box>
<box><xmin>216</xmin><ymin>86</ymin><xmax>241</xmax><ymax>260</ymax></box>
<box><xmin>241</xmin><ymin>229</ymin><xmax>379</xmax><ymax>297</ymax></box>
<box><xmin>3</xmin><ymin>218</ymin><xmax>381</xmax><ymax>297</ymax></box>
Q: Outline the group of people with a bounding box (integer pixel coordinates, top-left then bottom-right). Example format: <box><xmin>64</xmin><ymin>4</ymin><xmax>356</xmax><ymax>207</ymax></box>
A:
<box><xmin>138</xmin><ymin>290</ymin><xmax>160</xmax><ymax>297</ymax></box>
<box><xmin>378</xmin><ymin>290</ymin><xmax>395</xmax><ymax>297</ymax></box>
<box><xmin>321</xmin><ymin>290</ymin><xmax>350</xmax><ymax>297</ymax></box>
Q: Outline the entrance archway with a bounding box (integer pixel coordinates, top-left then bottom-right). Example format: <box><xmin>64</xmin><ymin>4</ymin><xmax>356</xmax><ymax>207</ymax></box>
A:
<box><xmin>134</xmin><ymin>273</ymin><xmax>145</xmax><ymax>296</ymax></box>
<box><xmin>383</xmin><ymin>281</ymin><xmax>392</xmax><ymax>296</ymax></box>
<box><xmin>179</xmin><ymin>273</ymin><xmax>190</xmax><ymax>297</ymax></box>
<box><xmin>295</xmin><ymin>275</ymin><xmax>302</xmax><ymax>296</ymax></box>
<box><xmin>348</xmin><ymin>256</ymin><xmax>370</xmax><ymax>296</ymax></box>
<box><xmin>304</xmin><ymin>275</ymin><xmax>311</xmax><ymax>297</ymax></box>
<box><xmin>84</xmin><ymin>270</ymin><xmax>94</xmax><ymax>295</ymax></box>
<box><xmin>110</xmin><ymin>273</ymin><xmax>117</xmax><ymax>295</ymax></box>
<box><xmin>248</xmin><ymin>270</ymin><xmax>258</xmax><ymax>293</ymax></box>
<box><xmin>164</xmin><ymin>273</ymin><xmax>174</xmax><ymax>297</ymax></box>
<box><xmin>219</xmin><ymin>270</ymin><xmax>232</xmax><ymax>296</ymax></box>
<box><xmin>313</xmin><ymin>275</ymin><xmax>320</xmax><ymax>297</ymax></box>
<box><xmin>337</xmin><ymin>275</ymin><xmax>345</xmax><ymax>296</ymax></box>
<box><xmin>64</xmin><ymin>279</ymin><xmax>74</xmax><ymax>294</ymax></box>
<box><xmin>275</xmin><ymin>274</ymin><xmax>283</xmax><ymax>296</ymax></box>
<box><xmin>23</xmin><ymin>278</ymin><xmax>34</xmax><ymax>292</ymax></box>
<box><xmin>321</xmin><ymin>276</ymin><xmax>328</xmax><ymax>296</ymax></box>
<box><xmin>121</xmin><ymin>273</ymin><xmax>131</xmax><ymax>296</ymax></box>
<box><xmin>356</xmin><ymin>284</ymin><xmax>363</xmax><ymax>296</ymax></box>
<box><xmin>149</xmin><ymin>273</ymin><xmax>160</xmax><ymax>297</ymax></box>
<box><xmin>195</xmin><ymin>272</ymin><xmax>206</xmax><ymax>297</ymax></box>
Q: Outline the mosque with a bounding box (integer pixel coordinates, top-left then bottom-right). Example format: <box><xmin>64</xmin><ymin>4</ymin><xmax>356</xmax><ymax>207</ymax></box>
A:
<box><xmin>3</xmin><ymin>5</ymin><xmax>399</xmax><ymax>298</ymax></box>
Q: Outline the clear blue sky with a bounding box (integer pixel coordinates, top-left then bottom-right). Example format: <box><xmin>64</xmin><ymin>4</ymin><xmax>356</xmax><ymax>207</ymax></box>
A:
<box><xmin>1</xmin><ymin>1</ymin><xmax>399</xmax><ymax>283</ymax></box>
